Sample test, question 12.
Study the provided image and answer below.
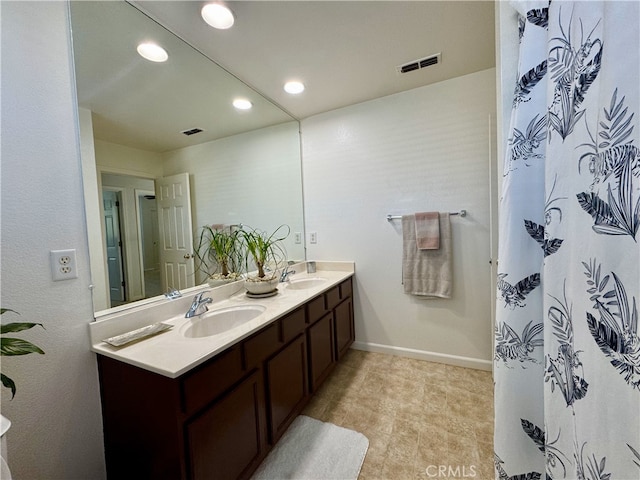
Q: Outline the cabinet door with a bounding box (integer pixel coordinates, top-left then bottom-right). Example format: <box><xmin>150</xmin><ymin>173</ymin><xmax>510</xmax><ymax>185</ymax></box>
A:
<box><xmin>334</xmin><ymin>298</ymin><xmax>354</xmax><ymax>360</ymax></box>
<box><xmin>307</xmin><ymin>312</ymin><xmax>335</xmax><ymax>392</ymax></box>
<box><xmin>186</xmin><ymin>370</ymin><xmax>266</xmax><ymax>480</ymax></box>
<box><xmin>266</xmin><ymin>334</ymin><xmax>308</xmax><ymax>443</ymax></box>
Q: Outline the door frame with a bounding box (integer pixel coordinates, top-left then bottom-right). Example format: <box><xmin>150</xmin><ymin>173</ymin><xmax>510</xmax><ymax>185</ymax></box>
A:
<box><xmin>135</xmin><ymin>188</ymin><xmax>160</xmax><ymax>299</ymax></box>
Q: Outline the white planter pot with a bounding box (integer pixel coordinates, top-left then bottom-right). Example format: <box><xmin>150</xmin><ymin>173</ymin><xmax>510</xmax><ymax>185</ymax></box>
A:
<box><xmin>1</xmin><ymin>415</ymin><xmax>11</xmax><ymax>480</ymax></box>
<box><xmin>244</xmin><ymin>276</ymin><xmax>279</xmax><ymax>295</ymax></box>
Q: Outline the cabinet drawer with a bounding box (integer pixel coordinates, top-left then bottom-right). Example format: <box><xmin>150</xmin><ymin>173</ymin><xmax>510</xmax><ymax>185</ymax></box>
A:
<box><xmin>340</xmin><ymin>279</ymin><xmax>352</xmax><ymax>299</ymax></box>
<box><xmin>281</xmin><ymin>308</ymin><xmax>306</xmax><ymax>343</ymax></box>
<box><xmin>181</xmin><ymin>346</ymin><xmax>244</xmax><ymax>415</ymax></box>
<box><xmin>306</xmin><ymin>294</ymin><xmax>326</xmax><ymax>325</ymax></box>
<box><xmin>244</xmin><ymin>323</ymin><xmax>280</xmax><ymax>368</ymax></box>
<box><xmin>326</xmin><ymin>286</ymin><xmax>341</xmax><ymax>310</ymax></box>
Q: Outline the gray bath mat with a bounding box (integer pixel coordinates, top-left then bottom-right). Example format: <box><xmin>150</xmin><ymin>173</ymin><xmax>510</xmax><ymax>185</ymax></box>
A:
<box><xmin>251</xmin><ymin>415</ymin><xmax>369</xmax><ymax>480</ymax></box>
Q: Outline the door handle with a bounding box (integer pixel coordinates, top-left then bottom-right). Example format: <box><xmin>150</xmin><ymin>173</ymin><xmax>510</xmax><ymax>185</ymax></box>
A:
<box><xmin>184</xmin><ymin>253</ymin><xmax>193</xmax><ymax>259</ymax></box>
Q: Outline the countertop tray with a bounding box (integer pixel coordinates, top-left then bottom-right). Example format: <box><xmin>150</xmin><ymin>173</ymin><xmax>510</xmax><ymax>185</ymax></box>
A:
<box><xmin>103</xmin><ymin>322</ymin><xmax>173</xmax><ymax>347</ymax></box>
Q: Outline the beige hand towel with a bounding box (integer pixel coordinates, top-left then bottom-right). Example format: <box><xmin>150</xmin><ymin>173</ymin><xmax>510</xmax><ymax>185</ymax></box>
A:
<box><xmin>415</xmin><ymin>212</ymin><xmax>440</xmax><ymax>250</ymax></box>
<box><xmin>402</xmin><ymin>213</ymin><xmax>452</xmax><ymax>298</ymax></box>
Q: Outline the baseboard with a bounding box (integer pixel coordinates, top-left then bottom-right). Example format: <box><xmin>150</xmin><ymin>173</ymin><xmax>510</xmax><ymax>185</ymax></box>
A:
<box><xmin>351</xmin><ymin>341</ymin><xmax>492</xmax><ymax>371</ymax></box>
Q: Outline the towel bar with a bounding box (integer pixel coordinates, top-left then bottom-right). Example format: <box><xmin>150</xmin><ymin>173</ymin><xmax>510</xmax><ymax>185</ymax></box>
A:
<box><xmin>386</xmin><ymin>210</ymin><xmax>467</xmax><ymax>221</ymax></box>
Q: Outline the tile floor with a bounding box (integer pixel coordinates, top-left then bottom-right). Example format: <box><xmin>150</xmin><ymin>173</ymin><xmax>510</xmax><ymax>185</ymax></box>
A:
<box><xmin>302</xmin><ymin>349</ymin><xmax>494</xmax><ymax>480</ymax></box>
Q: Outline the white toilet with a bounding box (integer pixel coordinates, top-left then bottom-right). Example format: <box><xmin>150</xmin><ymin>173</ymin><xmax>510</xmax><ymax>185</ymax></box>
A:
<box><xmin>0</xmin><ymin>414</ymin><xmax>12</xmax><ymax>480</ymax></box>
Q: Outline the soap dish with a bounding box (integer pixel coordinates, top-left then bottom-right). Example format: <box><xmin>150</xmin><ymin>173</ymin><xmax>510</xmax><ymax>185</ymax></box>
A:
<box><xmin>246</xmin><ymin>290</ymin><xmax>278</xmax><ymax>299</ymax></box>
<box><xmin>103</xmin><ymin>322</ymin><xmax>173</xmax><ymax>347</ymax></box>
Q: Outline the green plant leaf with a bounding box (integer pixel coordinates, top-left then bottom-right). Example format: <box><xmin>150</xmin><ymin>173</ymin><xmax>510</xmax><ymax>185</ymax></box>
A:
<box><xmin>241</xmin><ymin>224</ymin><xmax>290</xmax><ymax>279</ymax></box>
<box><xmin>1</xmin><ymin>337</ymin><xmax>45</xmax><ymax>356</ymax></box>
<box><xmin>1</xmin><ymin>373</ymin><xmax>16</xmax><ymax>399</ymax></box>
<box><xmin>1</xmin><ymin>322</ymin><xmax>44</xmax><ymax>334</ymax></box>
<box><xmin>0</xmin><ymin>309</ymin><xmax>18</xmax><ymax>316</ymax></box>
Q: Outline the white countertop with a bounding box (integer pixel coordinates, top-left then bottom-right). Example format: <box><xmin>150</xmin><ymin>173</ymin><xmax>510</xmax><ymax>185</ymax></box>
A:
<box><xmin>90</xmin><ymin>261</ymin><xmax>354</xmax><ymax>378</ymax></box>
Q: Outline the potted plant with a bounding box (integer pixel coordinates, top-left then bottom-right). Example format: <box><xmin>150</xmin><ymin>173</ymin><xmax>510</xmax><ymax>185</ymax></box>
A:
<box><xmin>1</xmin><ymin>308</ymin><xmax>45</xmax><ymax>399</ymax></box>
<box><xmin>241</xmin><ymin>225</ymin><xmax>290</xmax><ymax>295</ymax></box>
<box><xmin>194</xmin><ymin>225</ymin><xmax>243</xmax><ymax>287</ymax></box>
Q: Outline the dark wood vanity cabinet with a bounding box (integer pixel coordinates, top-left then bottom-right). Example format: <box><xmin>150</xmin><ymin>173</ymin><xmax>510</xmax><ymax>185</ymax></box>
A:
<box><xmin>266</xmin><ymin>334</ymin><xmax>308</xmax><ymax>443</ymax></box>
<box><xmin>335</xmin><ymin>297</ymin><xmax>354</xmax><ymax>360</ymax></box>
<box><xmin>307</xmin><ymin>312</ymin><xmax>335</xmax><ymax>392</ymax></box>
<box><xmin>307</xmin><ymin>278</ymin><xmax>355</xmax><ymax>391</ymax></box>
<box><xmin>97</xmin><ymin>277</ymin><xmax>354</xmax><ymax>480</ymax></box>
<box><xmin>186</xmin><ymin>369</ymin><xmax>266</xmax><ymax>480</ymax></box>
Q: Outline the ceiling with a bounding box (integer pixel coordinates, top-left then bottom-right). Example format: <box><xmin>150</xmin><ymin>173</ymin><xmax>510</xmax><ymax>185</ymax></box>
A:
<box><xmin>71</xmin><ymin>1</ymin><xmax>496</xmax><ymax>152</ymax></box>
<box><xmin>135</xmin><ymin>1</ymin><xmax>496</xmax><ymax>119</ymax></box>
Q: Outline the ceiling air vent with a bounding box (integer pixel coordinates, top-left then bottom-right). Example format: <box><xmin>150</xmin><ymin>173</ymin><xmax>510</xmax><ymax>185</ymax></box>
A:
<box><xmin>396</xmin><ymin>53</ymin><xmax>441</xmax><ymax>74</ymax></box>
<box><xmin>182</xmin><ymin>128</ymin><xmax>203</xmax><ymax>136</ymax></box>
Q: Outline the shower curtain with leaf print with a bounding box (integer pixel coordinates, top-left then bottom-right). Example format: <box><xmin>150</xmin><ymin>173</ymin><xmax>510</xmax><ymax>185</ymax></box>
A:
<box><xmin>495</xmin><ymin>1</ymin><xmax>639</xmax><ymax>479</ymax></box>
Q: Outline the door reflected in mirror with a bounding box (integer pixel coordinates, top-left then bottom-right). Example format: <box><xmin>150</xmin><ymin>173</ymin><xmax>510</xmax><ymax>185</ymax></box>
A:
<box><xmin>103</xmin><ymin>190</ymin><xmax>126</xmax><ymax>306</ymax></box>
<box><xmin>70</xmin><ymin>1</ymin><xmax>305</xmax><ymax>315</ymax></box>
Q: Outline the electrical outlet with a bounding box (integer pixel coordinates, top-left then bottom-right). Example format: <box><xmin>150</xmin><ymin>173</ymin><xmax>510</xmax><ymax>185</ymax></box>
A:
<box><xmin>50</xmin><ymin>249</ymin><xmax>78</xmax><ymax>281</ymax></box>
<box><xmin>310</xmin><ymin>232</ymin><xmax>317</xmax><ymax>244</ymax></box>
<box><xmin>294</xmin><ymin>232</ymin><xmax>302</xmax><ymax>244</ymax></box>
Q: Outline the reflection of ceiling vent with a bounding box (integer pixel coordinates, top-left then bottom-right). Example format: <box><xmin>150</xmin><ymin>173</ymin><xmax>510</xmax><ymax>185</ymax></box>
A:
<box><xmin>182</xmin><ymin>128</ymin><xmax>203</xmax><ymax>136</ymax></box>
<box><xmin>396</xmin><ymin>53</ymin><xmax>441</xmax><ymax>74</ymax></box>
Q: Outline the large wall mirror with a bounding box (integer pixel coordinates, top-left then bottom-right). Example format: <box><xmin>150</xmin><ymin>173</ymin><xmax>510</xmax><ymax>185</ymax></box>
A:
<box><xmin>70</xmin><ymin>1</ymin><xmax>305</xmax><ymax>315</ymax></box>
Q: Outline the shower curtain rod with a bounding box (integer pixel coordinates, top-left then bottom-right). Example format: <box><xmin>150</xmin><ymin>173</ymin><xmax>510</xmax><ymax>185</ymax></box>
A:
<box><xmin>386</xmin><ymin>210</ymin><xmax>467</xmax><ymax>221</ymax></box>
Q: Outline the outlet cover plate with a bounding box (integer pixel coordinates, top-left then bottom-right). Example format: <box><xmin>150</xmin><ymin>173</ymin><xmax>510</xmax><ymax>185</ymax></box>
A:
<box><xmin>50</xmin><ymin>249</ymin><xmax>78</xmax><ymax>281</ymax></box>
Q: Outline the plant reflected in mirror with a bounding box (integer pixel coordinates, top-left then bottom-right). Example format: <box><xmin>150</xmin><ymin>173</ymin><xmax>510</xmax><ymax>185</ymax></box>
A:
<box><xmin>194</xmin><ymin>225</ymin><xmax>243</xmax><ymax>286</ymax></box>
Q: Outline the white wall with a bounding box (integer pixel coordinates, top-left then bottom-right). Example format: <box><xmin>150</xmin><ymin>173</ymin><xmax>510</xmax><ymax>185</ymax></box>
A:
<box><xmin>302</xmin><ymin>68</ymin><xmax>497</xmax><ymax>368</ymax></box>
<box><xmin>94</xmin><ymin>139</ymin><xmax>164</xmax><ymax>178</ymax></box>
<box><xmin>79</xmin><ymin>108</ymin><xmax>110</xmax><ymax>312</ymax></box>
<box><xmin>1</xmin><ymin>2</ymin><xmax>106</xmax><ymax>479</ymax></box>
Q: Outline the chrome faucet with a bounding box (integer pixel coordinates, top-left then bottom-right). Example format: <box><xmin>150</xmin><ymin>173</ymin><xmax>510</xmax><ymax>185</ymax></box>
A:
<box><xmin>185</xmin><ymin>290</ymin><xmax>213</xmax><ymax>318</ymax></box>
<box><xmin>279</xmin><ymin>265</ymin><xmax>296</xmax><ymax>282</ymax></box>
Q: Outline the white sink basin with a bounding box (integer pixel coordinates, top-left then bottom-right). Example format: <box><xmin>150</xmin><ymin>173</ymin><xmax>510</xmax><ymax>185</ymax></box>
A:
<box><xmin>285</xmin><ymin>277</ymin><xmax>327</xmax><ymax>290</ymax></box>
<box><xmin>182</xmin><ymin>305</ymin><xmax>266</xmax><ymax>338</ymax></box>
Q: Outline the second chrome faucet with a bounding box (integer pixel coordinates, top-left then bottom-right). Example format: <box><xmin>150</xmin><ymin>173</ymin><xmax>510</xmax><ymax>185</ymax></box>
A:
<box><xmin>185</xmin><ymin>290</ymin><xmax>213</xmax><ymax>318</ymax></box>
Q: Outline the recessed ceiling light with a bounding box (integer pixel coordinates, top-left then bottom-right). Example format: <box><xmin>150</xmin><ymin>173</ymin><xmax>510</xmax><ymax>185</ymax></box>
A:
<box><xmin>136</xmin><ymin>42</ymin><xmax>168</xmax><ymax>62</ymax></box>
<box><xmin>201</xmin><ymin>3</ymin><xmax>235</xmax><ymax>29</ymax></box>
<box><xmin>233</xmin><ymin>98</ymin><xmax>252</xmax><ymax>110</ymax></box>
<box><xmin>284</xmin><ymin>81</ymin><xmax>305</xmax><ymax>95</ymax></box>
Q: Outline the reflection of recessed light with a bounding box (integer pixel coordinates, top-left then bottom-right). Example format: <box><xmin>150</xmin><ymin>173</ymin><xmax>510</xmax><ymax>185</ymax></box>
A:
<box><xmin>201</xmin><ymin>3</ymin><xmax>235</xmax><ymax>29</ymax></box>
<box><xmin>284</xmin><ymin>81</ymin><xmax>305</xmax><ymax>94</ymax></box>
<box><xmin>136</xmin><ymin>42</ymin><xmax>168</xmax><ymax>62</ymax></box>
<box><xmin>233</xmin><ymin>98</ymin><xmax>252</xmax><ymax>110</ymax></box>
